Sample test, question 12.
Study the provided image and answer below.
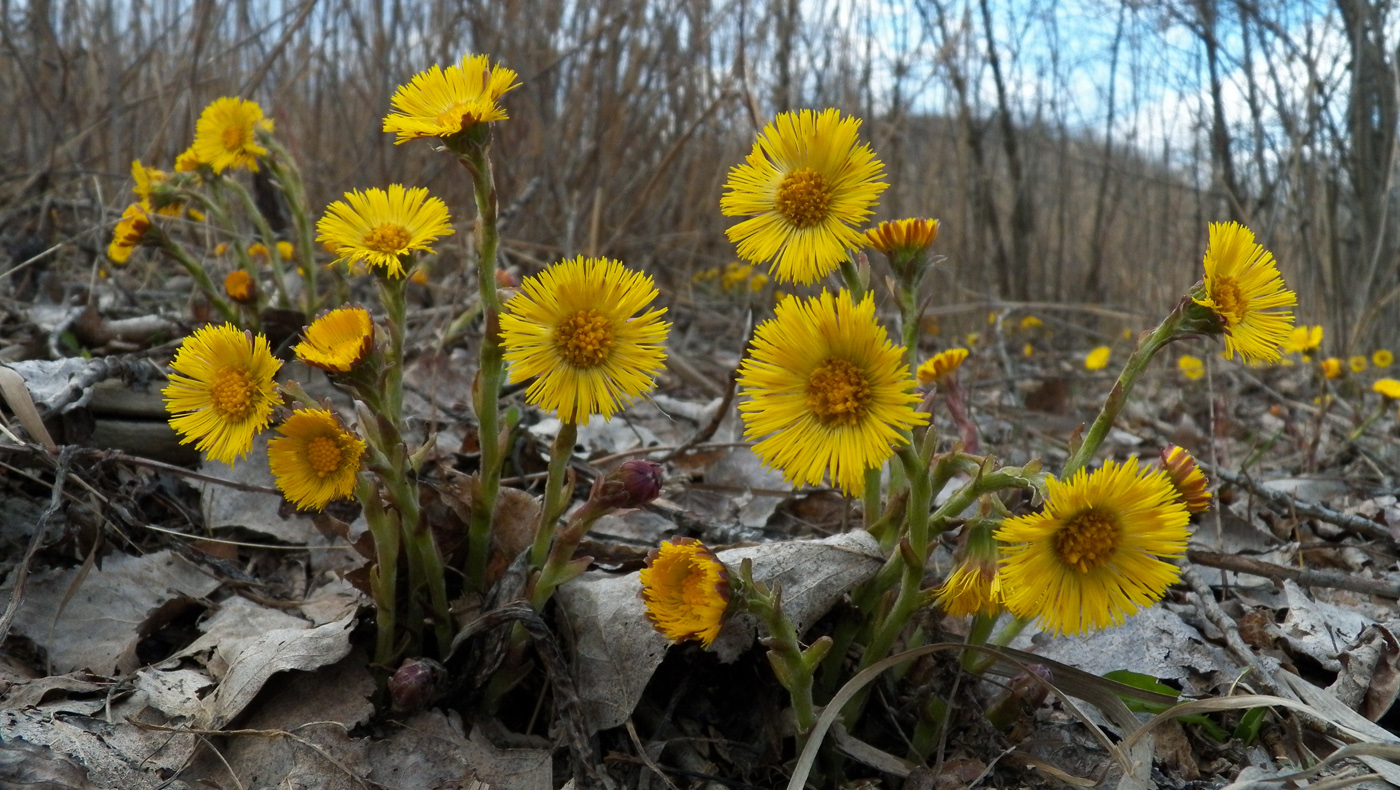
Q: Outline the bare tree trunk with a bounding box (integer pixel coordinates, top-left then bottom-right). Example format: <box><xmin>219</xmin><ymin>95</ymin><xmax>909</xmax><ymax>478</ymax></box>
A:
<box><xmin>1085</xmin><ymin>4</ymin><xmax>1126</xmax><ymax>303</ymax></box>
<box><xmin>1196</xmin><ymin>0</ymin><xmax>1246</xmax><ymax>222</ymax></box>
<box><xmin>978</xmin><ymin>0</ymin><xmax>1034</xmax><ymax>301</ymax></box>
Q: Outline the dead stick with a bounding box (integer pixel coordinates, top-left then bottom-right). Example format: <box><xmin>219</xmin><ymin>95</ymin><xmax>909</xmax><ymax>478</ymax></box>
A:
<box><xmin>1188</xmin><ymin>549</ymin><xmax>1400</xmax><ymax>598</ymax></box>
<box><xmin>1197</xmin><ymin>459</ymin><xmax>1393</xmax><ymax>543</ymax></box>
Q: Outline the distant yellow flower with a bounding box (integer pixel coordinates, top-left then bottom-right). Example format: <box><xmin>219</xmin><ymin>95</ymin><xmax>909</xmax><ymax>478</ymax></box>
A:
<box><xmin>192</xmin><ymin>97</ymin><xmax>273</xmax><ymax>174</ymax></box>
<box><xmin>1320</xmin><ymin>357</ymin><xmax>1344</xmax><ymax>379</ymax></box>
<box><xmin>267</xmin><ymin>409</ymin><xmax>365</xmax><ymax>511</ymax></box>
<box><xmin>296</xmin><ymin>307</ymin><xmax>374</xmax><ymax>373</ymax></box>
<box><xmin>224</xmin><ymin>270</ymin><xmax>257</xmax><ymax>304</ymax></box>
<box><xmin>916</xmin><ymin>348</ymin><xmax>969</xmax><ymax>386</ymax></box>
<box><xmin>1160</xmin><ymin>446</ymin><xmax>1211</xmax><ymax>513</ymax></box>
<box><xmin>1350</xmin><ymin>355</ymin><xmax>1369</xmax><ymax>374</ymax></box>
<box><xmin>163</xmin><ymin>324</ymin><xmax>280</xmax><ymax>464</ymax></box>
<box><xmin>995</xmin><ymin>459</ymin><xmax>1191</xmax><ymax>636</ymax></box>
<box><xmin>500</xmin><ymin>257</ymin><xmax>670</xmax><ymax>425</ymax></box>
<box><xmin>409</xmin><ymin>266</ymin><xmax>430</xmax><ymax>285</ymax></box>
<box><xmin>1023</xmin><ymin>343</ymin><xmax>1034</xmax><ymax>358</ymax></box>
<box><xmin>640</xmin><ymin>538</ymin><xmax>731</xmax><ymax>647</ymax></box>
<box><xmin>108</xmin><ymin>202</ymin><xmax>154</xmax><ymax>264</ymax></box>
<box><xmin>1019</xmin><ymin>315</ymin><xmax>1043</xmax><ymax>331</ymax></box>
<box><xmin>1121</xmin><ymin>328</ymin><xmax>1135</xmax><ymax>340</ymax></box>
<box><xmin>1191</xmin><ymin>222</ymin><xmax>1295</xmax><ymax>363</ymax></box>
<box><xmin>964</xmin><ymin>332</ymin><xmax>980</xmax><ymax>347</ymax></box>
<box><xmin>737</xmin><ymin>290</ymin><xmax>927</xmax><ymax>494</ymax></box>
<box><xmin>1284</xmin><ymin>325</ymin><xmax>1323</xmax><ymax>354</ymax></box>
<box><xmin>1084</xmin><ymin>346</ymin><xmax>1112</xmax><ymax>371</ymax></box>
<box><xmin>721</xmin><ymin>109</ymin><xmax>887</xmax><ymax>284</ymax></box>
<box><xmin>721</xmin><ymin>261</ymin><xmax>755</xmax><ymax>292</ymax></box>
<box><xmin>1374</xmin><ymin>349</ymin><xmax>1394</xmax><ymax>368</ymax></box>
<box><xmin>749</xmin><ymin>273</ymin><xmax>770</xmax><ymax>292</ymax></box>
<box><xmin>316</xmin><ymin>185</ymin><xmax>453</xmax><ymax>278</ymax></box>
<box><xmin>1177</xmin><ymin>355</ymin><xmax>1205</xmax><ymax>381</ymax></box>
<box><xmin>1373</xmin><ymin>379</ymin><xmax>1400</xmax><ymax>400</ymax></box>
<box><xmin>383</xmin><ymin>54</ymin><xmax>520</xmax><ymax>144</ymax></box>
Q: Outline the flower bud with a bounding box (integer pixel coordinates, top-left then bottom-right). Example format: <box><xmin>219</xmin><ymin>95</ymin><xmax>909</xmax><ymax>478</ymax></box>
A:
<box><xmin>1159</xmin><ymin>445</ymin><xmax>1211</xmax><ymax>514</ymax></box>
<box><xmin>387</xmin><ymin>657</ymin><xmax>447</xmax><ymax>711</ymax></box>
<box><xmin>591</xmin><ymin>460</ymin><xmax>664</xmax><ymax>511</ymax></box>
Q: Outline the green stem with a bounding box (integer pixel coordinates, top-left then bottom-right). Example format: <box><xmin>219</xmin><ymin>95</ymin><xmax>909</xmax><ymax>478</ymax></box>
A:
<box><xmin>743</xmin><ymin>572</ymin><xmax>826</xmax><ymax>738</ymax></box>
<box><xmin>861</xmin><ymin>466</ymin><xmax>882</xmax><ymax>533</ymax></box>
<box><xmin>900</xmin><ymin>284</ymin><xmax>921</xmax><ymax>372</ymax></box>
<box><xmin>1060</xmin><ymin>311</ymin><xmax>1181</xmax><ymax>478</ymax></box>
<box><xmin>219</xmin><ymin>175</ymin><xmax>293</xmax><ymax>309</ymax></box>
<box><xmin>459</xmin><ymin>140</ymin><xmax>507</xmax><ymax>593</ymax></box>
<box><xmin>357</xmin><ymin>472</ymin><xmax>400</xmax><ymax>665</ymax></box>
<box><xmin>839</xmin><ymin>257</ymin><xmax>865</xmax><ymax>300</ymax></box>
<box><xmin>531</xmin><ymin>421</ymin><xmax>578</xmax><ymax>569</ymax></box>
<box><xmin>263</xmin><ymin>140</ymin><xmax>320</xmax><ymax>316</ymax></box>
<box><xmin>155</xmin><ymin>233</ymin><xmax>239</xmax><ymax>324</ymax></box>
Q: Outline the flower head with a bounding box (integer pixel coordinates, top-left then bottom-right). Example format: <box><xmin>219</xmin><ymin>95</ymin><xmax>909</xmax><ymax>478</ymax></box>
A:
<box><xmin>1374</xmin><ymin>349</ymin><xmax>1393</xmax><ymax>368</ymax></box>
<box><xmin>131</xmin><ymin>160</ymin><xmax>183</xmax><ymax>217</ymax></box>
<box><xmin>721</xmin><ymin>109</ymin><xmax>887</xmax><ymax>284</ymax></box>
<box><xmin>383</xmin><ymin>54</ymin><xmax>520</xmax><ymax>144</ymax></box>
<box><xmin>1159</xmin><ymin>446</ymin><xmax>1211</xmax><ymax>513</ymax></box>
<box><xmin>916</xmin><ymin>348</ymin><xmax>969</xmax><ymax>386</ymax></box>
<box><xmin>737</xmin><ymin>290</ymin><xmax>927</xmax><ymax>494</ymax></box>
<box><xmin>865</xmin><ymin>218</ymin><xmax>938</xmax><ymax>280</ymax></box>
<box><xmin>163</xmin><ymin>324</ymin><xmax>281</xmax><ymax>464</ymax></box>
<box><xmin>1191</xmin><ymin>222</ymin><xmax>1296</xmax><ymax>363</ymax></box>
<box><xmin>224</xmin><ymin>270</ymin><xmax>257</xmax><ymax>304</ymax></box>
<box><xmin>933</xmin><ymin>522</ymin><xmax>1001</xmax><ymax>618</ymax></box>
<box><xmin>640</xmin><ymin>538</ymin><xmax>731</xmax><ymax>647</ymax></box>
<box><xmin>108</xmin><ymin>202</ymin><xmax>154</xmax><ymax>264</ymax></box>
<box><xmin>1177</xmin><ymin>355</ymin><xmax>1205</xmax><ymax>381</ymax></box>
<box><xmin>1284</xmin><ymin>325</ymin><xmax>1323</xmax><ymax>354</ymax></box>
<box><xmin>296</xmin><ymin>306</ymin><xmax>375</xmax><ymax>373</ymax></box>
<box><xmin>175</xmin><ymin>146</ymin><xmax>203</xmax><ymax>173</ymax></box>
<box><xmin>994</xmin><ymin>459</ymin><xmax>1191</xmax><ymax>636</ymax></box>
<box><xmin>1373</xmin><ymin>379</ymin><xmax>1400</xmax><ymax>400</ymax></box>
<box><xmin>192</xmin><ymin>97</ymin><xmax>273</xmax><ymax>173</ymax></box>
<box><xmin>1020</xmin><ymin>315</ymin><xmax>1044</xmax><ymax>331</ymax></box>
<box><xmin>316</xmin><ymin>185</ymin><xmax>453</xmax><ymax>278</ymax></box>
<box><xmin>1321</xmin><ymin>357</ymin><xmax>1344</xmax><ymax>379</ymax></box>
<box><xmin>500</xmin><ymin>256</ymin><xmax>670</xmax><ymax>425</ymax></box>
<box><xmin>1084</xmin><ymin>346</ymin><xmax>1112</xmax><ymax>371</ymax></box>
<box><xmin>268</xmin><ymin>409</ymin><xmax>365</xmax><ymax>511</ymax></box>
<box><xmin>1350</xmin><ymin>355</ymin><xmax>1369</xmax><ymax>374</ymax></box>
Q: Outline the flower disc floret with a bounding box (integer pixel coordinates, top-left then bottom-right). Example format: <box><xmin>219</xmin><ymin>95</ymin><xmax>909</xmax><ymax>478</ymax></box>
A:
<box><xmin>737</xmin><ymin>290</ymin><xmax>927</xmax><ymax>494</ymax></box>
<box><xmin>640</xmin><ymin>538</ymin><xmax>731</xmax><ymax>647</ymax></box>
<box><xmin>500</xmin><ymin>256</ymin><xmax>670</xmax><ymax>425</ymax></box>
<box><xmin>383</xmin><ymin>54</ymin><xmax>520</xmax><ymax>144</ymax></box>
<box><xmin>163</xmin><ymin>324</ymin><xmax>280</xmax><ymax>464</ymax></box>
<box><xmin>192</xmin><ymin>97</ymin><xmax>273</xmax><ymax>174</ymax></box>
<box><xmin>296</xmin><ymin>307</ymin><xmax>375</xmax><ymax>373</ymax></box>
<box><xmin>267</xmin><ymin>409</ymin><xmax>365</xmax><ymax>511</ymax></box>
<box><xmin>994</xmin><ymin>459</ymin><xmax>1191</xmax><ymax>636</ymax></box>
<box><xmin>721</xmin><ymin>109</ymin><xmax>887</xmax><ymax>284</ymax></box>
<box><xmin>316</xmin><ymin>185</ymin><xmax>453</xmax><ymax>278</ymax></box>
<box><xmin>1192</xmin><ymin>222</ymin><xmax>1296</xmax><ymax>363</ymax></box>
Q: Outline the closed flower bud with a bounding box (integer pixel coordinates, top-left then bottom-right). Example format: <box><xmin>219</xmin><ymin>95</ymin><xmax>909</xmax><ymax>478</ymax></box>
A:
<box><xmin>1159</xmin><ymin>445</ymin><xmax>1212</xmax><ymax>513</ymax></box>
<box><xmin>592</xmin><ymin>459</ymin><xmax>664</xmax><ymax>511</ymax></box>
<box><xmin>387</xmin><ymin>657</ymin><xmax>447</xmax><ymax>712</ymax></box>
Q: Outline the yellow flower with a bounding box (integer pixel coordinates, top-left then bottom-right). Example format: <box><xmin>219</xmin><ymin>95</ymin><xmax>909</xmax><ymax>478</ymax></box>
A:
<box><xmin>964</xmin><ymin>332</ymin><xmax>980</xmax><ymax>347</ymax></box>
<box><xmin>192</xmin><ymin>97</ymin><xmax>273</xmax><ymax>174</ymax></box>
<box><xmin>933</xmin><ymin>523</ymin><xmax>1001</xmax><ymax>618</ymax></box>
<box><xmin>995</xmin><ymin>459</ymin><xmax>1191</xmax><ymax>636</ymax></box>
<box><xmin>1374</xmin><ymin>349</ymin><xmax>1394</xmax><ymax>368</ymax></box>
<box><xmin>749</xmin><ymin>273</ymin><xmax>770</xmax><ymax>292</ymax></box>
<box><xmin>639</xmin><ymin>538</ymin><xmax>730</xmax><ymax>647</ymax></box>
<box><xmin>1177</xmin><ymin>355</ymin><xmax>1205</xmax><ymax>381</ymax></box>
<box><xmin>1159</xmin><ymin>446</ymin><xmax>1211</xmax><ymax>513</ymax></box>
<box><xmin>737</xmin><ymin>290</ymin><xmax>927</xmax><ymax>494</ymax></box>
<box><xmin>1349</xmin><ymin>355</ymin><xmax>1369</xmax><ymax>374</ymax></box>
<box><xmin>1019</xmin><ymin>315</ymin><xmax>1043</xmax><ymax>331</ymax></box>
<box><xmin>1191</xmin><ymin>222</ymin><xmax>1296</xmax><ymax>363</ymax></box>
<box><xmin>1373</xmin><ymin>379</ymin><xmax>1400</xmax><ymax>400</ymax></box>
<box><xmin>163</xmin><ymin>323</ymin><xmax>281</xmax><ymax>464</ymax></box>
<box><xmin>108</xmin><ymin>202</ymin><xmax>154</xmax><ymax>264</ymax></box>
<box><xmin>1320</xmin><ymin>357</ymin><xmax>1344</xmax><ymax>379</ymax></box>
<box><xmin>864</xmin><ymin>218</ymin><xmax>938</xmax><ymax>276</ymax></box>
<box><xmin>1084</xmin><ymin>346</ymin><xmax>1112</xmax><ymax>371</ymax></box>
<box><xmin>721</xmin><ymin>109</ymin><xmax>887</xmax><ymax>284</ymax></box>
<box><xmin>267</xmin><ymin>409</ymin><xmax>365</xmax><ymax>511</ymax></box>
<box><xmin>500</xmin><ymin>256</ymin><xmax>670</xmax><ymax>425</ymax></box>
<box><xmin>247</xmin><ymin>243</ymin><xmax>270</xmax><ymax>259</ymax></box>
<box><xmin>131</xmin><ymin>161</ymin><xmax>183</xmax><ymax>217</ymax></box>
<box><xmin>1284</xmin><ymin>325</ymin><xmax>1323</xmax><ymax>354</ymax></box>
<box><xmin>276</xmin><ymin>240</ymin><xmax>294</xmax><ymax>260</ymax></box>
<box><xmin>916</xmin><ymin>348</ymin><xmax>969</xmax><ymax>386</ymax></box>
<box><xmin>224</xmin><ymin>270</ymin><xmax>257</xmax><ymax>304</ymax></box>
<box><xmin>721</xmin><ymin>261</ymin><xmax>755</xmax><ymax>292</ymax></box>
<box><xmin>316</xmin><ymin>185</ymin><xmax>453</xmax><ymax>278</ymax></box>
<box><xmin>383</xmin><ymin>54</ymin><xmax>520</xmax><ymax>144</ymax></box>
<box><xmin>175</xmin><ymin>146</ymin><xmax>203</xmax><ymax>173</ymax></box>
<box><xmin>296</xmin><ymin>307</ymin><xmax>374</xmax><ymax>373</ymax></box>
<box><xmin>1022</xmin><ymin>343</ymin><xmax>1034</xmax><ymax>358</ymax></box>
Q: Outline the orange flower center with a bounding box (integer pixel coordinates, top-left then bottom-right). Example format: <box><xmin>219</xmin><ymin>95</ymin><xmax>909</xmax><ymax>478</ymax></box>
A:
<box><xmin>554</xmin><ymin>309</ymin><xmax>614</xmax><ymax>368</ymax></box>
<box><xmin>364</xmin><ymin>223</ymin><xmax>413</xmax><ymax>254</ymax></box>
<box><xmin>209</xmin><ymin>367</ymin><xmax>256</xmax><ymax>421</ymax></box>
<box><xmin>222</xmin><ymin>122</ymin><xmax>251</xmax><ymax>152</ymax></box>
<box><xmin>305</xmin><ymin>436</ymin><xmax>343</xmax><ymax>477</ymax></box>
<box><xmin>807</xmin><ymin>358</ymin><xmax>871</xmax><ymax>426</ymax></box>
<box><xmin>1054</xmin><ymin>507</ymin><xmax>1121</xmax><ymax>573</ymax></box>
<box><xmin>775</xmin><ymin>168</ymin><xmax>833</xmax><ymax>229</ymax></box>
<box><xmin>1211</xmin><ymin>277</ymin><xmax>1247</xmax><ymax>323</ymax></box>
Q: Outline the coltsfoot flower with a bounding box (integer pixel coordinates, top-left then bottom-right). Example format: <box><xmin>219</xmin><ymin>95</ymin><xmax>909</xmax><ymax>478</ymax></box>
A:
<box><xmin>383</xmin><ymin>54</ymin><xmax>520</xmax><ymax>144</ymax></box>
<box><xmin>721</xmin><ymin>109</ymin><xmax>887</xmax><ymax>284</ymax></box>
<box><xmin>296</xmin><ymin>306</ymin><xmax>374</xmax><ymax>373</ymax></box>
<box><xmin>500</xmin><ymin>256</ymin><xmax>669</xmax><ymax>425</ymax></box>
<box><xmin>224</xmin><ymin>270</ymin><xmax>257</xmax><ymax>304</ymax></box>
<box><xmin>640</xmin><ymin>538</ymin><xmax>731</xmax><ymax>647</ymax></box>
<box><xmin>1191</xmin><ymin>222</ymin><xmax>1296</xmax><ymax>363</ymax></box>
<box><xmin>163</xmin><ymin>324</ymin><xmax>281</xmax><ymax>464</ymax></box>
<box><xmin>192</xmin><ymin>97</ymin><xmax>273</xmax><ymax>173</ymax></box>
<box><xmin>933</xmin><ymin>522</ymin><xmax>1001</xmax><ymax>618</ymax></box>
<box><xmin>1084</xmin><ymin>346</ymin><xmax>1111</xmax><ymax>371</ymax></box>
<box><xmin>1159</xmin><ymin>446</ymin><xmax>1212</xmax><ymax>513</ymax></box>
<box><xmin>916</xmin><ymin>348</ymin><xmax>969</xmax><ymax>386</ymax></box>
<box><xmin>994</xmin><ymin>459</ymin><xmax>1191</xmax><ymax>636</ymax></box>
<box><xmin>737</xmin><ymin>290</ymin><xmax>927</xmax><ymax>494</ymax></box>
<box><xmin>268</xmin><ymin>409</ymin><xmax>365</xmax><ymax>511</ymax></box>
<box><xmin>108</xmin><ymin>202</ymin><xmax>154</xmax><ymax>265</ymax></box>
<box><xmin>316</xmin><ymin>185</ymin><xmax>453</xmax><ymax>278</ymax></box>
<box><xmin>1177</xmin><ymin>355</ymin><xmax>1205</xmax><ymax>381</ymax></box>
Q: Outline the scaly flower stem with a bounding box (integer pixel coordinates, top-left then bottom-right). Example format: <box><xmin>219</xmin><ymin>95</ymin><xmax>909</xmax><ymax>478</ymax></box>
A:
<box><xmin>220</xmin><ymin>175</ymin><xmax>293</xmax><ymax>309</ymax></box>
<box><xmin>155</xmin><ymin>234</ymin><xmax>239</xmax><ymax>324</ymax></box>
<box><xmin>1060</xmin><ymin>310</ymin><xmax>1181</xmax><ymax>478</ymax></box>
<box><xmin>458</xmin><ymin>139</ymin><xmax>507</xmax><ymax>593</ymax></box>
<box><xmin>741</xmin><ymin>570</ymin><xmax>828</xmax><ymax>739</ymax></box>
<box><xmin>531</xmin><ymin>421</ymin><xmax>578</xmax><ymax>569</ymax></box>
<box><xmin>862</xmin><ymin>466</ymin><xmax>883</xmax><ymax>534</ymax></box>
<box><xmin>357</xmin><ymin>472</ymin><xmax>400</xmax><ymax>665</ymax></box>
<box><xmin>263</xmin><ymin>140</ymin><xmax>321</xmax><ymax>315</ymax></box>
<box><xmin>839</xmin><ymin>257</ymin><xmax>866</xmax><ymax>300</ymax></box>
<box><xmin>900</xmin><ymin>284</ymin><xmax>921</xmax><ymax>372</ymax></box>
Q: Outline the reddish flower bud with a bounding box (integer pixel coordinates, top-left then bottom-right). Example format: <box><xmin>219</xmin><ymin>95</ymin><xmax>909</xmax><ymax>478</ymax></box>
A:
<box><xmin>592</xmin><ymin>460</ymin><xmax>664</xmax><ymax>511</ymax></box>
<box><xmin>387</xmin><ymin>657</ymin><xmax>447</xmax><ymax>711</ymax></box>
